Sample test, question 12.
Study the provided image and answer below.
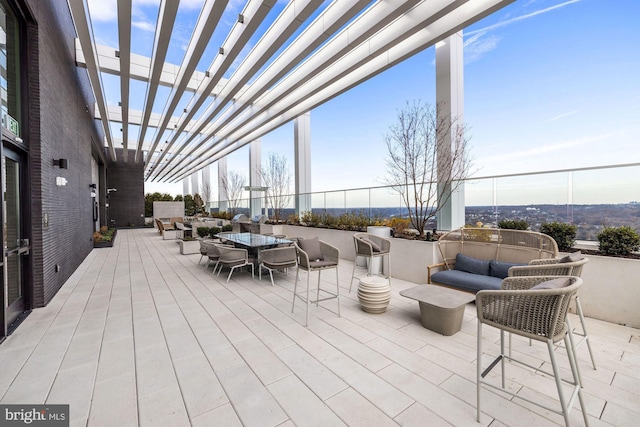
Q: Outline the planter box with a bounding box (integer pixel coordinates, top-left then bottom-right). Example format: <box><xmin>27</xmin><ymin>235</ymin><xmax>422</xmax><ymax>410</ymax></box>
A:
<box><xmin>163</xmin><ymin>230</ymin><xmax>179</xmax><ymax>240</ymax></box>
<box><xmin>260</xmin><ymin>224</ymin><xmax>285</xmax><ymax>235</ymax></box>
<box><xmin>93</xmin><ymin>230</ymin><xmax>117</xmax><ymax>248</ymax></box>
<box><xmin>179</xmin><ymin>239</ymin><xmax>200</xmax><ymax>255</ymax></box>
<box><xmin>578</xmin><ymin>254</ymin><xmax>640</xmax><ymax>328</ymax></box>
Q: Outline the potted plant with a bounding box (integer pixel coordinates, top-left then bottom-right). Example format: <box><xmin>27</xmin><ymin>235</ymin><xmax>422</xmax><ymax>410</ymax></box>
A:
<box><xmin>179</xmin><ymin>236</ymin><xmax>200</xmax><ymax>254</ymax></box>
<box><xmin>93</xmin><ymin>226</ymin><xmax>117</xmax><ymax>248</ymax></box>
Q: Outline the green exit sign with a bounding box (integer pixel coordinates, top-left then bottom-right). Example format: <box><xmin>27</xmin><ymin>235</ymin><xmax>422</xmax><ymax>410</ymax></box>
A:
<box><xmin>6</xmin><ymin>114</ymin><xmax>19</xmax><ymax>136</ymax></box>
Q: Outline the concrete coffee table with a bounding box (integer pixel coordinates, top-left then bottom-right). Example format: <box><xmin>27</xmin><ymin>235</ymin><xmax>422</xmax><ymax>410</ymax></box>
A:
<box><xmin>400</xmin><ymin>285</ymin><xmax>475</xmax><ymax>336</ymax></box>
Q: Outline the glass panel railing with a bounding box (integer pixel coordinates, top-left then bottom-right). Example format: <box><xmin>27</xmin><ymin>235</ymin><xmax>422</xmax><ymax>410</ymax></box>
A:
<box><xmin>203</xmin><ymin>163</ymin><xmax>640</xmax><ymax>241</ymax></box>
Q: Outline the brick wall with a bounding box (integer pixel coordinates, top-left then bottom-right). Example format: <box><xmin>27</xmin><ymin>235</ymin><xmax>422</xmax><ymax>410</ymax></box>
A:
<box><xmin>24</xmin><ymin>0</ymin><xmax>107</xmax><ymax>307</ymax></box>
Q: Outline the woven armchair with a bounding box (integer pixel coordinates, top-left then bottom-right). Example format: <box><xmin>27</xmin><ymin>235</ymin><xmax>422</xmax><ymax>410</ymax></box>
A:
<box><xmin>293</xmin><ymin>238</ymin><xmax>341</xmax><ymax>326</ymax></box>
<box><xmin>215</xmin><ymin>245</ymin><xmax>254</xmax><ymax>283</ymax></box>
<box><xmin>508</xmin><ymin>255</ymin><xmax>595</xmax><ymax>377</ymax></box>
<box><xmin>259</xmin><ymin>246</ymin><xmax>297</xmax><ymax>286</ymax></box>
<box><xmin>350</xmin><ymin>232</ymin><xmax>391</xmax><ymax>292</ymax></box>
<box><xmin>476</xmin><ymin>276</ymin><xmax>589</xmax><ymax>426</ymax></box>
<box><xmin>509</xmin><ymin>256</ymin><xmax>588</xmax><ymax>277</ymax></box>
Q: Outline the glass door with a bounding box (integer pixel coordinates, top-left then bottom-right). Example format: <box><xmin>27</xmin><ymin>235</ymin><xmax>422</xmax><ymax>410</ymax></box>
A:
<box><xmin>3</xmin><ymin>148</ymin><xmax>28</xmax><ymax>335</ymax></box>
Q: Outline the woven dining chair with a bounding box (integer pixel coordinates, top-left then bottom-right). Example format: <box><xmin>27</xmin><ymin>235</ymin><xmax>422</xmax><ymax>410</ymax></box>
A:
<box><xmin>292</xmin><ymin>237</ymin><xmax>340</xmax><ymax>326</ymax></box>
<box><xmin>350</xmin><ymin>232</ymin><xmax>391</xmax><ymax>292</ymax></box>
<box><xmin>215</xmin><ymin>245</ymin><xmax>254</xmax><ymax>283</ymax></box>
<box><xmin>259</xmin><ymin>246</ymin><xmax>298</xmax><ymax>286</ymax></box>
<box><xmin>476</xmin><ymin>275</ymin><xmax>589</xmax><ymax>427</ymax></box>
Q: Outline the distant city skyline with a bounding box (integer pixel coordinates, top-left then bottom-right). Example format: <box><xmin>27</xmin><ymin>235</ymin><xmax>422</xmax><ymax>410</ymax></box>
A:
<box><xmin>87</xmin><ymin>0</ymin><xmax>640</xmax><ymax>201</ymax></box>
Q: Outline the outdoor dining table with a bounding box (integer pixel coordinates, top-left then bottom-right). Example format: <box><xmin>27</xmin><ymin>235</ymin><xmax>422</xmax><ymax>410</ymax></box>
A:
<box><xmin>216</xmin><ymin>232</ymin><xmax>293</xmax><ymax>264</ymax></box>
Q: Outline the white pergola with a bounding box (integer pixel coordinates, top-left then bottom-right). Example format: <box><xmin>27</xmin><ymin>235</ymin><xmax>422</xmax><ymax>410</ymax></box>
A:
<box><xmin>69</xmin><ymin>0</ymin><xmax>513</xmax><ymax>178</ymax></box>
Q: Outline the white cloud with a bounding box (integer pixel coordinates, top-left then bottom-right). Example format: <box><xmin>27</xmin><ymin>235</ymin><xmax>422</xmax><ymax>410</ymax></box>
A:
<box><xmin>87</xmin><ymin>0</ymin><xmax>117</xmax><ymax>21</ymax></box>
<box><xmin>476</xmin><ymin>132</ymin><xmax>616</xmax><ymax>168</ymax></box>
<box><xmin>132</xmin><ymin>20</ymin><xmax>155</xmax><ymax>33</ymax></box>
<box><xmin>464</xmin><ymin>0</ymin><xmax>582</xmax><ymax>62</ymax></box>
<box><xmin>464</xmin><ymin>34</ymin><xmax>500</xmax><ymax>64</ymax></box>
<box><xmin>466</xmin><ymin>0</ymin><xmax>582</xmax><ymax>37</ymax></box>
<box><xmin>547</xmin><ymin>110</ymin><xmax>579</xmax><ymax>122</ymax></box>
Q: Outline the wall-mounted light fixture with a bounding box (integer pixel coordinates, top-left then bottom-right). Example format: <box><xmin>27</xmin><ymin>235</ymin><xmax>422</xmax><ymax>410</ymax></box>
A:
<box><xmin>53</xmin><ymin>159</ymin><xmax>68</xmax><ymax>169</ymax></box>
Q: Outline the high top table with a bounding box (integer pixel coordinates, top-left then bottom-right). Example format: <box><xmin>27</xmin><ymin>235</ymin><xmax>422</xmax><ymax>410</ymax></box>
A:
<box><xmin>400</xmin><ymin>285</ymin><xmax>475</xmax><ymax>336</ymax></box>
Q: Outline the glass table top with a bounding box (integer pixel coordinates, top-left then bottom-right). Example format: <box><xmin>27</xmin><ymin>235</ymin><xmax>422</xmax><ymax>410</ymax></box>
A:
<box><xmin>217</xmin><ymin>232</ymin><xmax>292</xmax><ymax>248</ymax></box>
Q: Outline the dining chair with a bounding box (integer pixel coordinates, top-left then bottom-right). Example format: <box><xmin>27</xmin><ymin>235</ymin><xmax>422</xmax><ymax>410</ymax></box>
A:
<box><xmin>259</xmin><ymin>246</ymin><xmax>298</xmax><ymax>286</ymax></box>
<box><xmin>292</xmin><ymin>237</ymin><xmax>340</xmax><ymax>326</ymax></box>
<box><xmin>509</xmin><ymin>255</ymin><xmax>595</xmax><ymax>382</ymax></box>
<box><xmin>215</xmin><ymin>245</ymin><xmax>254</xmax><ymax>283</ymax></box>
<box><xmin>476</xmin><ymin>275</ymin><xmax>589</xmax><ymax>427</ymax></box>
<box><xmin>350</xmin><ymin>232</ymin><xmax>391</xmax><ymax>292</ymax></box>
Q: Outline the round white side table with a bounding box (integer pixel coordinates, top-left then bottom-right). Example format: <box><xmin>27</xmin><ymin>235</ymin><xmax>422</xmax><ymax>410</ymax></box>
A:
<box><xmin>357</xmin><ymin>276</ymin><xmax>391</xmax><ymax>313</ymax></box>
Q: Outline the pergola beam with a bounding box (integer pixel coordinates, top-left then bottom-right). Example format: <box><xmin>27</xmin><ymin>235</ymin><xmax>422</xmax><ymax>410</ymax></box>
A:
<box><xmin>117</xmin><ymin>0</ymin><xmax>131</xmax><ymax>161</ymax></box>
<box><xmin>68</xmin><ymin>0</ymin><xmax>116</xmax><ymax>160</ymax></box>
<box><xmin>134</xmin><ymin>0</ymin><xmax>180</xmax><ymax>163</ymax></box>
<box><xmin>167</xmin><ymin>0</ymin><xmax>516</xmax><ymax>182</ymax></box>
<box><xmin>145</xmin><ymin>0</ymin><xmax>230</xmax><ymax>164</ymax></box>
<box><xmin>146</xmin><ymin>0</ymin><xmax>277</xmax><ymax>177</ymax></box>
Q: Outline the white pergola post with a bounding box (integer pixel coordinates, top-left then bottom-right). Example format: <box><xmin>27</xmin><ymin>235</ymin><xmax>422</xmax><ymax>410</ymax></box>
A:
<box><xmin>249</xmin><ymin>139</ymin><xmax>262</xmax><ymax>218</ymax></box>
<box><xmin>436</xmin><ymin>32</ymin><xmax>465</xmax><ymax>231</ymax></box>
<box><xmin>218</xmin><ymin>157</ymin><xmax>228</xmax><ymax>213</ymax></box>
<box><xmin>182</xmin><ymin>177</ymin><xmax>189</xmax><ymax>196</ymax></box>
<box><xmin>190</xmin><ymin>171</ymin><xmax>199</xmax><ymax>197</ymax></box>
<box><xmin>294</xmin><ymin>112</ymin><xmax>311</xmax><ymax>215</ymax></box>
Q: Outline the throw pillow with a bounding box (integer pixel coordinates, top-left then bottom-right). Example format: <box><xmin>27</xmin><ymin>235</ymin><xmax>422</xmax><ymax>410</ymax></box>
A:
<box><xmin>558</xmin><ymin>251</ymin><xmax>582</xmax><ymax>263</ymax></box>
<box><xmin>489</xmin><ymin>260</ymin><xmax>526</xmax><ymax>279</ymax></box>
<box><xmin>361</xmin><ymin>237</ymin><xmax>381</xmax><ymax>252</ymax></box>
<box><xmin>454</xmin><ymin>253</ymin><xmax>491</xmax><ymax>276</ymax></box>
<box><xmin>299</xmin><ymin>236</ymin><xmax>324</xmax><ymax>261</ymax></box>
<box><xmin>530</xmin><ymin>277</ymin><xmax>571</xmax><ymax>290</ymax></box>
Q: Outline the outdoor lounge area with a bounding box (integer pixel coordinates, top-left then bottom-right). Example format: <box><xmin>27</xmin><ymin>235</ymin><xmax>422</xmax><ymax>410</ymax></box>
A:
<box><xmin>0</xmin><ymin>229</ymin><xmax>638</xmax><ymax>427</ymax></box>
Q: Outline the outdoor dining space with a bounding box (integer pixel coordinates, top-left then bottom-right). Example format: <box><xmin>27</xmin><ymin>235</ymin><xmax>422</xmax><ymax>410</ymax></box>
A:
<box><xmin>0</xmin><ymin>229</ymin><xmax>638</xmax><ymax>427</ymax></box>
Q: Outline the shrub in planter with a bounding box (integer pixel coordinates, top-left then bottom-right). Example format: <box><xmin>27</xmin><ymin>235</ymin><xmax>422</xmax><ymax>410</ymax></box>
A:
<box><xmin>93</xmin><ymin>226</ymin><xmax>116</xmax><ymax>242</ymax></box>
<box><xmin>498</xmin><ymin>219</ymin><xmax>529</xmax><ymax>230</ymax></box>
<box><xmin>597</xmin><ymin>225</ymin><xmax>640</xmax><ymax>256</ymax></box>
<box><xmin>196</xmin><ymin>227</ymin><xmax>211</xmax><ymax>238</ymax></box>
<box><xmin>384</xmin><ymin>217</ymin><xmax>411</xmax><ymax>237</ymax></box>
<box><xmin>540</xmin><ymin>222</ymin><xmax>577</xmax><ymax>252</ymax></box>
<box><xmin>221</xmin><ymin>224</ymin><xmax>233</xmax><ymax>232</ymax></box>
<box><xmin>208</xmin><ymin>226</ymin><xmax>222</xmax><ymax>238</ymax></box>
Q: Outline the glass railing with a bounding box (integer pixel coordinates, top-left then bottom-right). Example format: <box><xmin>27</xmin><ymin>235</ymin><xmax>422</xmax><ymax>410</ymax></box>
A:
<box><xmin>208</xmin><ymin>163</ymin><xmax>640</xmax><ymax>240</ymax></box>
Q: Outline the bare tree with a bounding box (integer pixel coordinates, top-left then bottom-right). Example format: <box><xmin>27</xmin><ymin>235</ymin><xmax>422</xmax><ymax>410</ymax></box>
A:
<box><xmin>200</xmin><ymin>180</ymin><xmax>212</xmax><ymax>213</ymax></box>
<box><xmin>220</xmin><ymin>170</ymin><xmax>246</xmax><ymax>215</ymax></box>
<box><xmin>384</xmin><ymin>101</ymin><xmax>471</xmax><ymax>236</ymax></box>
<box><xmin>257</xmin><ymin>153</ymin><xmax>292</xmax><ymax>222</ymax></box>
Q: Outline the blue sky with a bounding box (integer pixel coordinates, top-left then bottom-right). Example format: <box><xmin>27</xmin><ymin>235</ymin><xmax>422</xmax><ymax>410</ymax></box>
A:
<box><xmin>88</xmin><ymin>0</ymin><xmax>640</xmax><ymax>201</ymax></box>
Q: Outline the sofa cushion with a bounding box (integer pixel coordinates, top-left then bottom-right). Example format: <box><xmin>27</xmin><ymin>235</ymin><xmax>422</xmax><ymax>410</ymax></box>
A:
<box><xmin>454</xmin><ymin>253</ymin><xmax>491</xmax><ymax>276</ymax></box>
<box><xmin>531</xmin><ymin>277</ymin><xmax>571</xmax><ymax>290</ymax></box>
<box><xmin>431</xmin><ymin>270</ymin><xmax>502</xmax><ymax>293</ymax></box>
<box><xmin>558</xmin><ymin>251</ymin><xmax>582</xmax><ymax>263</ymax></box>
<box><xmin>489</xmin><ymin>260</ymin><xmax>526</xmax><ymax>279</ymax></box>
